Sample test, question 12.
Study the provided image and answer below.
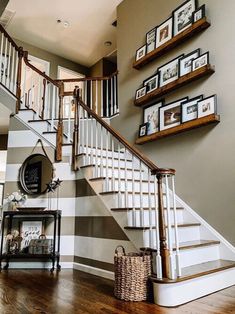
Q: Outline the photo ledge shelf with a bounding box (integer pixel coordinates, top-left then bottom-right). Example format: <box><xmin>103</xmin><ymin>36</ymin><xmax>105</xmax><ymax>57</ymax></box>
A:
<box><xmin>133</xmin><ymin>17</ymin><xmax>211</xmax><ymax>70</ymax></box>
<box><xmin>135</xmin><ymin>114</ymin><xmax>220</xmax><ymax>145</ymax></box>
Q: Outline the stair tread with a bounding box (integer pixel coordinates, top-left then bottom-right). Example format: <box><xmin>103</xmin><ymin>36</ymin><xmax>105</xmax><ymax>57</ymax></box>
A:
<box><xmin>76</xmin><ymin>153</ymin><xmax>132</xmax><ymax>162</ymax></box>
<box><xmin>80</xmin><ymin>165</ymin><xmax>144</xmax><ymax>172</ymax></box>
<box><xmin>100</xmin><ymin>191</ymin><xmax>165</xmax><ymax>195</ymax></box>
<box><xmin>90</xmin><ymin>177</ymin><xmax>154</xmax><ymax>183</ymax></box>
<box><xmin>111</xmin><ymin>207</ymin><xmax>184</xmax><ymax>211</ymax></box>
<box><xmin>28</xmin><ymin>119</ymin><xmax>49</xmax><ymax>122</ymax></box>
<box><xmin>141</xmin><ymin>240</ymin><xmax>220</xmax><ymax>252</ymax></box>
<box><xmin>124</xmin><ymin>223</ymin><xmax>200</xmax><ymax>230</ymax></box>
<box><xmin>150</xmin><ymin>259</ymin><xmax>235</xmax><ymax>283</ymax></box>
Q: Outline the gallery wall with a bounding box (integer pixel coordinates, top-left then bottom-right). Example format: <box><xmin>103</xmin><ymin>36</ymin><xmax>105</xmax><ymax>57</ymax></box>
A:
<box><xmin>112</xmin><ymin>0</ymin><xmax>235</xmax><ymax>245</ymax></box>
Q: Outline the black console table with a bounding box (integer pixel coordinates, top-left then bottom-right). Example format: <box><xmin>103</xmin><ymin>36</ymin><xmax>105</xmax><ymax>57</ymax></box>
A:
<box><xmin>0</xmin><ymin>209</ymin><xmax>61</xmax><ymax>272</ymax></box>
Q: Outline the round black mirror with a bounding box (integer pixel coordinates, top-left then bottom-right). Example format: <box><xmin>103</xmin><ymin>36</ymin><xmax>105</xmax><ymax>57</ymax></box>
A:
<box><xmin>19</xmin><ymin>154</ymin><xmax>54</xmax><ymax>195</ymax></box>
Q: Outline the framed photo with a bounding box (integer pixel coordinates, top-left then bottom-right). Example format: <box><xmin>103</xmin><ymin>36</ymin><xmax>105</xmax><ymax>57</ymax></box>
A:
<box><xmin>193</xmin><ymin>4</ymin><xmax>206</xmax><ymax>23</ymax></box>
<box><xmin>198</xmin><ymin>95</ymin><xmax>217</xmax><ymax>118</ymax></box>
<box><xmin>143</xmin><ymin>74</ymin><xmax>159</xmax><ymax>93</ymax></box>
<box><xmin>192</xmin><ymin>52</ymin><xmax>209</xmax><ymax>71</ymax></box>
<box><xmin>21</xmin><ymin>221</ymin><xmax>43</xmax><ymax>249</ymax></box>
<box><xmin>156</xmin><ymin>17</ymin><xmax>173</xmax><ymax>48</ymax></box>
<box><xmin>173</xmin><ymin>0</ymin><xmax>197</xmax><ymax>35</ymax></box>
<box><xmin>179</xmin><ymin>48</ymin><xmax>200</xmax><ymax>77</ymax></box>
<box><xmin>181</xmin><ymin>95</ymin><xmax>203</xmax><ymax>123</ymax></box>
<box><xmin>158</xmin><ymin>55</ymin><xmax>183</xmax><ymax>87</ymax></box>
<box><xmin>144</xmin><ymin>101</ymin><xmax>163</xmax><ymax>135</ymax></box>
<box><xmin>139</xmin><ymin>123</ymin><xmax>148</xmax><ymax>137</ymax></box>
<box><xmin>135</xmin><ymin>86</ymin><xmax>146</xmax><ymax>100</ymax></box>
<box><xmin>135</xmin><ymin>45</ymin><xmax>146</xmax><ymax>61</ymax></box>
<box><xmin>146</xmin><ymin>27</ymin><xmax>156</xmax><ymax>53</ymax></box>
<box><xmin>159</xmin><ymin>97</ymin><xmax>188</xmax><ymax>131</ymax></box>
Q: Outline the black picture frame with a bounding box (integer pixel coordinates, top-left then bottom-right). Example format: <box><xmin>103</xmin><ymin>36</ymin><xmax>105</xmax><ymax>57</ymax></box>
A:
<box><xmin>192</xmin><ymin>51</ymin><xmax>209</xmax><ymax>71</ymax></box>
<box><xmin>135</xmin><ymin>45</ymin><xmax>146</xmax><ymax>61</ymax></box>
<box><xmin>158</xmin><ymin>54</ymin><xmax>184</xmax><ymax>87</ymax></box>
<box><xmin>155</xmin><ymin>17</ymin><xmax>173</xmax><ymax>48</ymax></box>
<box><xmin>181</xmin><ymin>94</ymin><xmax>203</xmax><ymax>123</ymax></box>
<box><xmin>143</xmin><ymin>73</ymin><xmax>159</xmax><ymax>93</ymax></box>
<box><xmin>146</xmin><ymin>27</ymin><xmax>156</xmax><ymax>54</ymax></box>
<box><xmin>138</xmin><ymin>123</ymin><xmax>148</xmax><ymax>137</ymax></box>
<box><xmin>178</xmin><ymin>48</ymin><xmax>200</xmax><ymax>77</ymax></box>
<box><xmin>193</xmin><ymin>4</ymin><xmax>206</xmax><ymax>23</ymax></box>
<box><xmin>172</xmin><ymin>0</ymin><xmax>198</xmax><ymax>36</ymax></box>
<box><xmin>144</xmin><ymin>100</ymin><xmax>164</xmax><ymax>135</ymax></box>
<box><xmin>135</xmin><ymin>86</ymin><xmax>146</xmax><ymax>100</ymax></box>
<box><xmin>197</xmin><ymin>94</ymin><xmax>217</xmax><ymax>118</ymax></box>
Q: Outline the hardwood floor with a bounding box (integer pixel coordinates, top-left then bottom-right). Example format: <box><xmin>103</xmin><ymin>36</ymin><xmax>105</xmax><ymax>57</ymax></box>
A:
<box><xmin>0</xmin><ymin>269</ymin><xmax>234</xmax><ymax>314</ymax></box>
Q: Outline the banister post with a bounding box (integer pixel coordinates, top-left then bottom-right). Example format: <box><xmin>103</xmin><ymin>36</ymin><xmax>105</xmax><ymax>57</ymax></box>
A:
<box><xmin>56</xmin><ymin>82</ymin><xmax>64</xmax><ymax>161</ymax></box>
<box><xmin>15</xmin><ymin>47</ymin><xmax>24</xmax><ymax>113</ymax></box>
<box><xmin>72</xmin><ymin>86</ymin><xmax>79</xmax><ymax>170</ymax></box>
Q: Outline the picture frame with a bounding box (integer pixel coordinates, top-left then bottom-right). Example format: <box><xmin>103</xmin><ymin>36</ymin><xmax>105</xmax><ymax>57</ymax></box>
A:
<box><xmin>135</xmin><ymin>86</ymin><xmax>146</xmax><ymax>100</ymax></box>
<box><xmin>143</xmin><ymin>73</ymin><xmax>159</xmax><ymax>93</ymax></box>
<box><xmin>193</xmin><ymin>4</ymin><xmax>206</xmax><ymax>23</ymax></box>
<box><xmin>21</xmin><ymin>220</ymin><xmax>43</xmax><ymax>249</ymax></box>
<box><xmin>144</xmin><ymin>101</ymin><xmax>163</xmax><ymax>135</ymax></box>
<box><xmin>156</xmin><ymin>17</ymin><xmax>173</xmax><ymax>48</ymax></box>
<box><xmin>179</xmin><ymin>48</ymin><xmax>200</xmax><ymax>77</ymax></box>
<box><xmin>197</xmin><ymin>95</ymin><xmax>217</xmax><ymax>118</ymax></box>
<box><xmin>138</xmin><ymin>123</ymin><xmax>148</xmax><ymax>137</ymax></box>
<box><xmin>158</xmin><ymin>55</ymin><xmax>184</xmax><ymax>87</ymax></box>
<box><xmin>146</xmin><ymin>27</ymin><xmax>156</xmax><ymax>53</ymax></box>
<box><xmin>135</xmin><ymin>45</ymin><xmax>146</xmax><ymax>61</ymax></box>
<box><xmin>173</xmin><ymin>0</ymin><xmax>197</xmax><ymax>36</ymax></box>
<box><xmin>159</xmin><ymin>97</ymin><xmax>188</xmax><ymax>131</ymax></box>
<box><xmin>192</xmin><ymin>52</ymin><xmax>209</xmax><ymax>71</ymax></box>
<box><xmin>181</xmin><ymin>95</ymin><xmax>203</xmax><ymax>123</ymax></box>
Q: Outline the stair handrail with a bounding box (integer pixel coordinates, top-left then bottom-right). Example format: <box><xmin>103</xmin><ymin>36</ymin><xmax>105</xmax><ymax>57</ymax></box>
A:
<box><xmin>55</xmin><ymin>71</ymin><xmax>118</xmax><ymax>84</ymax></box>
<box><xmin>0</xmin><ymin>25</ymin><xmax>19</xmax><ymax>51</ymax></box>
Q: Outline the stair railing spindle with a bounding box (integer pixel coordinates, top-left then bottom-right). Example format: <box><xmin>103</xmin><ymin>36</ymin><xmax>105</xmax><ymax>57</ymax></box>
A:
<box><xmin>10</xmin><ymin>47</ymin><xmax>16</xmax><ymax>92</ymax></box>
<box><xmin>148</xmin><ymin>169</ymin><xmax>153</xmax><ymax>247</ymax></box>
<box><xmin>111</xmin><ymin>137</ymin><xmax>115</xmax><ymax>191</ymax></box>
<box><xmin>140</xmin><ymin>161</ymin><xmax>144</xmax><ymax>226</ymax></box>
<box><xmin>2</xmin><ymin>38</ymin><xmax>8</xmax><ymax>86</ymax></box>
<box><xmin>101</xmin><ymin>80</ymin><xmax>103</xmax><ymax>117</ymax></box>
<box><xmin>105</xmin><ymin>130</ymin><xmax>109</xmax><ymax>191</ymax></box>
<box><xmin>6</xmin><ymin>43</ymin><xmax>11</xmax><ymax>89</ymax></box>
<box><xmin>132</xmin><ymin>154</ymin><xmax>136</xmax><ymax>226</ymax></box>
<box><xmin>110</xmin><ymin>77</ymin><xmax>113</xmax><ymax>116</ymax></box>
<box><xmin>154</xmin><ymin>176</ymin><xmax>162</xmax><ymax>279</ymax></box>
<box><xmin>117</xmin><ymin>142</ymin><xmax>122</xmax><ymax>208</ymax></box>
<box><xmin>124</xmin><ymin>147</ymin><xmax>128</xmax><ymax>208</ymax></box>
<box><xmin>0</xmin><ymin>33</ymin><xmax>4</xmax><ymax>83</ymax></box>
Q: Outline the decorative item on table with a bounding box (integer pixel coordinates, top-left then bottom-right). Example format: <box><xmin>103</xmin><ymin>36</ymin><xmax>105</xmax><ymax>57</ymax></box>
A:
<box><xmin>197</xmin><ymin>95</ymin><xmax>217</xmax><ymax>118</ymax></box>
<box><xmin>179</xmin><ymin>48</ymin><xmax>200</xmax><ymax>77</ymax></box>
<box><xmin>5</xmin><ymin>230</ymin><xmax>23</xmax><ymax>254</ymax></box>
<box><xmin>159</xmin><ymin>97</ymin><xmax>188</xmax><ymax>131</ymax></box>
<box><xmin>20</xmin><ymin>220</ymin><xmax>43</xmax><ymax>250</ymax></box>
<box><xmin>138</xmin><ymin>123</ymin><xmax>148</xmax><ymax>138</ymax></box>
<box><xmin>46</xmin><ymin>178</ymin><xmax>63</xmax><ymax>210</ymax></box>
<box><xmin>29</xmin><ymin>234</ymin><xmax>53</xmax><ymax>255</ymax></box>
<box><xmin>143</xmin><ymin>74</ymin><xmax>159</xmax><ymax>94</ymax></box>
<box><xmin>181</xmin><ymin>95</ymin><xmax>203</xmax><ymax>123</ymax></box>
<box><xmin>156</xmin><ymin>17</ymin><xmax>173</xmax><ymax>48</ymax></box>
<box><xmin>144</xmin><ymin>101</ymin><xmax>163</xmax><ymax>135</ymax></box>
<box><xmin>172</xmin><ymin>0</ymin><xmax>197</xmax><ymax>36</ymax></box>
<box><xmin>146</xmin><ymin>27</ymin><xmax>156</xmax><ymax>54</ymax></box>
<box><xmin>135</xmin><ymin>86</ymin><xmax>146</xmax><ymax>100</ymax></box>
<box><xmin>158</xmin><ymin>54</ymin><xmax>184</xmax><ymax>87</ymax></box>
<box><xmin>135</xmin><ymin>45</ymin><xmax>146</xmax><ymax>61</ymax></box>
<box><xmin>193</xmin><ymin>4</ymin><xmax>206</xmax><ymax>23</ymax></box>
<box><xmin>192</xmin><ymin>51</ymin><xmax>209</xmax><ymax>71</ymax></box>
<box><xmin>5</xmin><ymin>191</ymin><xmax>27</xmax><ymax>211</ymax></box>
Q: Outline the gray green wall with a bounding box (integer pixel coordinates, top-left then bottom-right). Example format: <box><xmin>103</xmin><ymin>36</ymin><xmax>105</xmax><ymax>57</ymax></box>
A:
<box><xmin>14</xmin><ymin>38</ymin><xmax>89</xmax><ymax>79</ymax></box>
<box><xmin>112</xmin><ymin>0</ymin><xmax>235</xmax><ymax>245</ymax></box>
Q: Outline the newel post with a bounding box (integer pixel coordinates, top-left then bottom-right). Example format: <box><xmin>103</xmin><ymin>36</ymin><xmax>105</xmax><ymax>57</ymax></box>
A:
<box><xmin>156</xmin><ymin>168</ymin><xmax>176</xmax><ymax>279</ymax></box>
<box><xmin>15</xmin><ymin>47</ymin><xmax>24</xmax><ymax>113</ymax></box>
<box><xmin>72</xmin><ymin>86</ymin><xmax>80</xmax><ymax>170</ymax></box>
<box><xmin>56</xmin><ymin>82</ymin><xmax>64</xmax><ymax>161</ymax></box>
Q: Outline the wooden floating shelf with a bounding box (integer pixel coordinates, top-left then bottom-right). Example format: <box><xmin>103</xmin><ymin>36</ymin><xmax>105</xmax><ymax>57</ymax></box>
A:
<box><xmin>135</xmin><ymin>114</ymin><xmax>220</xmax><ymax>145</ymax></box>
<box><xmin>133</xmin><ymin>17</ymin><xmax>211</xmax><ymax>70</ymax></box>
<box><xmin>134</xmin><ymin>64</ymin><xmax>215</xmax><ymax>107</ymax></box>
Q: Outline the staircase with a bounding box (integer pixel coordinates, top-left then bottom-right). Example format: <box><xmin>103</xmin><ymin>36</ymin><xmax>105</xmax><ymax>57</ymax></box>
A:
<box><xmin>1</xmin><ymin>24</ymin><xmax>235</xmax><ymax>307</ymax></box>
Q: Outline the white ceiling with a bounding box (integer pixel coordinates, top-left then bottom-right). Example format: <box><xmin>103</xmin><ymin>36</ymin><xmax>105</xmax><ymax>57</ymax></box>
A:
<box><xmin>0</xmin><ymin>103</ymin><xmax>10</xmax><ymax>133</ymax></box>
<box><xmin>6</xmin><ymin>0</ymin><xmax>121</xmax><ymax>67</ymax></box>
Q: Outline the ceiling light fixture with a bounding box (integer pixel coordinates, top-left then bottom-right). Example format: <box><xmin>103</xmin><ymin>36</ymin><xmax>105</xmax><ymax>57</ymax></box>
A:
<box><xmin>104</xmin><ymin>41</ymin><xmax>112</xmax><ymax>47</ymax></box>
<box><xmin>57</xmin><ymin>19</ymin><xmax>70</xmax><ymax>28</ymax></box>
<box><xmin>63</xmin><ymin>21</ymin><xmax>70</xmax><ymax>28</ymax></box>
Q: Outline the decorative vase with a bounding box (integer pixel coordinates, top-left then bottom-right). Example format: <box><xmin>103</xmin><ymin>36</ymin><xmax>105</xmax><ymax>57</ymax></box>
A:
<box><xmin>11</xmin><ymin>201</ymin><xmax>18</xmax><ymax>211</ymax></box>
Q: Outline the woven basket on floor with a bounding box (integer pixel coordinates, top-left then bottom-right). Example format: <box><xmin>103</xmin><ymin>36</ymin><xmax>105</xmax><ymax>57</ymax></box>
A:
<box><xmin>114</xmin><ymin>245</ymin><xmax>151</xmax><ymax>302</ymax></box>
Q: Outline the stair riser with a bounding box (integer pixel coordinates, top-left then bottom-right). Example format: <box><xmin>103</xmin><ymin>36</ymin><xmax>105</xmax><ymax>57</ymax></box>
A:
<box><xmin>28</xmin><ymin>121</ymin><xmax>50</xmax><ymax>134</ymax></box>
<box><xmin>89</xmin><ymin>167</ymin><xmax>149</xmax><ymax>181</ymax></box>
<box><xmin>18</xmin><ymin>110</ymin><xmax>35</xmax><ymax>121</ymax></box>
<box><xmin>80</xmin><ymin>147</ymin><xmax>131</xmax><ymax>160</ymax></box>
<box><xmin>62</xmin><ymin>145</ymin><xmax>72</xmax><ymax>156</ymax></box>
<box><xmin>80</xmin><ymin>155</ymin><xmax>140</xmax><ymax>169</ymax></box>
<box><xmin>43</xmin><ymin>133</ymin><xmax>57</xmax><ymax>145</ymax></box>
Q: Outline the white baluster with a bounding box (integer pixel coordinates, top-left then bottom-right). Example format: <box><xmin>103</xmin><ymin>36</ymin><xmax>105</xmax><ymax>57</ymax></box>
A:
<box><xmin>101</xmin><ymin>80</ymin><xmax>103</xmax><ymax>117</ymax></box>
<box><xmin>81</xmin><ymin>107</ymin><xmax>85</xmax><ymax>154</ymax></box>
<box><xmin>148</xmin><ymin>168</ymin><xmax>153</xmax><ymax>247</ymax></box>
<box><xmin>110</xmin><ymin>77</ymin><xmax>113</xmax><ymax>116</ymax></box>
<box><xmin>22</xmin><ymin>61</ymin><xmax>27</xmax><ymax>108</ymax></box>
<box><xmin>140</xmin><ymin>161</ymin><xmax>144</xmax><ymax>226</ymax></box>
<box><xmin>0</xmin><ymin>33</ymin><xmax>4</xmax><ymax>83</ymax></box>
<box><xmin>118</xmin><ymin>142</ymin><xmax>122</xmax><ymax>208</ymax></box>
<box><xmin>165</xmin><ymin>175</ymin><xmax>174</xmax><ymax>279</ymax></box>
<box><xmin>86</xmin><ymin>109</ymin><xmax>89</xmax><ymax>164</ymax></box>
<box><xmin>2</xmin><ymin>38</ymin><xmax>8</xmax><ymax>85</ymax></box>
<box><xmin>94</xmin><ymin>120</ymin><xmax>98</xmax><ymax>177</ymax></box>
<box><xmin>124</xmin><ymin>148</ymin><xmax>128</xmax><ymax>208</ymax></box>
<box><xmin>13</xmin><ymin>49</ymin><xmax>18</xmax><ymax>95</ymax></box>
<box><xmin>132</xmin><ymin>155</ymin><xmax>136</xmax><ymax>226</ymax></box>
<box><xmin>10</xmin><ymin>47</ymin><xmax>15</xmax><ymax>92</ymax></box>
<box><xmin>105</xmin><ymin>130</ymin><xmax>109</xmax><ymax>190</ymax></box>
<box><xmin>90</xmin><ymin>117</ymin><xmax>94</xmax><ymax>164</ymax></box>
<box><xmin>100</xmin><ymin>125</ymin><xmax>104</xmax><ymax>178</ymax></box>
<box><xmin>95</xmin><ymin>80</ymin><xmax>98</xmax><ymax>115</ymax></box>
<box><xmin>67</xmin><ymin>96</ymin><xmax>72</xmax><ymax>143</ymax></box>
<box><xmin>90</xmin><ymin>80</ymin><xmax>93</xmax><ymax>110</ymax></box>
<box><xmin>106</xmin><ymin>79</ymin><xmax>109</xmax><ymax>117</ymax></box>
<box><xmin>6</xmin><ymin>43</ymin><xmax>11</xmax><ymax>89</ymax></box>
<box><xmin>114</xmin><ymin>74</ymin><xmax>118</xmax><ymax>114</ymax></box>
<box><xmin>154</xmin><ymin>176</ymin><xmax>162</xmax><ymax>279</ymax></box>
<box><xmin>111</xmin><ymin>137</ymin><xmax>115</xmax><ymax>191</ymax></box>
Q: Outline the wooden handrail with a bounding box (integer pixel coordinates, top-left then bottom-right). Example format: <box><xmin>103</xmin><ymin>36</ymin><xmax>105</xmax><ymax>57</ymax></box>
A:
<box><xmin>23</xmin><ymin>51</ymin><xmax>60</xmax><ymax>87</ymax></box>
<box><xmin>74</xmin><ymin>88</ymin><xmax>160</xmax><ymax>173</ymax></box>
<box><xmin>56</xmin><ymin>71</ymin><xmax>118</xmax><ymax>83</ymax></box>
<box><xmin>0</xmin><ymin>25</ymin><xmax>20</xmax><ymax>51</ymax></box>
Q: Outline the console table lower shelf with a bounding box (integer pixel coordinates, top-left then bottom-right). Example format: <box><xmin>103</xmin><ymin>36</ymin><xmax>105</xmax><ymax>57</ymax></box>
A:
<box><xmin>136</xmin><ymin>114</ymin><xmax>220</xmax><ymax>145</ymax></box>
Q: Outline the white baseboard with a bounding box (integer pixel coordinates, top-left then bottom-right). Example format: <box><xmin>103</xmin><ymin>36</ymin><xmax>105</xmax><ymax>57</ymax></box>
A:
<box><xmin>73</xmin><ymin>262</ymin><xmax>114</xmax><ymax>280</ymax></box>
<box><xmin>3</xmin><ymin>261</ymin><xmax>73</xmax><ymax>269</ymax></box>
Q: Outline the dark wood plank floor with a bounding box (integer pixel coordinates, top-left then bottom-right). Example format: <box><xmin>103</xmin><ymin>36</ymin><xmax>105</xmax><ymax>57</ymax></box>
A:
<box><xmin>0</xmin><ymin>269</ymin><xmax>234</xmax><ymax>314</ymax></box>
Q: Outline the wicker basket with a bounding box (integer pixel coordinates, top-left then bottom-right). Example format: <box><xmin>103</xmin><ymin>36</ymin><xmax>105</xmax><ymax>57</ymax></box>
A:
<box><xmin>114</xmin><ymin>245</ymin><xmax>151</xmax><ymax>302</ymax></box>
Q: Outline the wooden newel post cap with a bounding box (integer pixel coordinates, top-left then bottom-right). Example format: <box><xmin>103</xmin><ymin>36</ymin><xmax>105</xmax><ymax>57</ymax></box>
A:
<box><xmin>155</xmin><ymin>168</ymin><xmax>176</xmax><ymax>177</ymax></box>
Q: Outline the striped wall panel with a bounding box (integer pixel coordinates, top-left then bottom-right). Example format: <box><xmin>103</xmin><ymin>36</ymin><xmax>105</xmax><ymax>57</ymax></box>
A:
<box><xmin>4</xmin><ymin>116</ymin><xmax>134</xmax><ymax>276</ymax></box>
